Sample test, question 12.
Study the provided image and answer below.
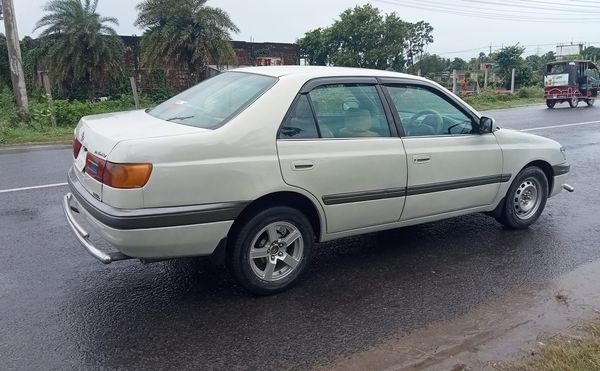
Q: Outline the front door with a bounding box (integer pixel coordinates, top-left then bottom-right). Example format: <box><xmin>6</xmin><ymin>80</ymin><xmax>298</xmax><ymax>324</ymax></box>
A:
<box><xmin>383</xmin><ymin>82</ymin><xmax>504</xmax><ymax>221</ymax></box>
<box><xmin>277</xmin><ymin>80</ymin><xmax>407</xmax><ymax>234</ymax></box>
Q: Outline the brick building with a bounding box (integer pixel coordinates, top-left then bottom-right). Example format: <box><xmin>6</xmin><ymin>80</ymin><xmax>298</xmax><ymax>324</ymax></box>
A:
<box><xmin>36</xmin><ymin>36</ymin><xmax>300</xmax><ymax>96</ymax></box>
<box><xmin>121</xmin><ymin>36</ymin><xmax>299</xmax><ymax>93</ymax></box>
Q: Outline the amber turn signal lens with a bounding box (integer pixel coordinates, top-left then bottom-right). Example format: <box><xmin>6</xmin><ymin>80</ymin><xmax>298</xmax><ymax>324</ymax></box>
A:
<box><xmin>103</xmin><ymin>163</ymin><xmax>153</xmax><ymax>189</ymax></box>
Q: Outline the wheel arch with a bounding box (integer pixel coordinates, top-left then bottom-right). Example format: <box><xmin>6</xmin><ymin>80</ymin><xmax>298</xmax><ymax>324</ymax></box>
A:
<box><xmin>522</xmin><ymin>160</ymin><xmax>554</xmax><ymax>195</ymax></box>
<box><xmin>230</xmin><ymin>191</ymin><xmax>324</xmax><ymax>244</ymax></box>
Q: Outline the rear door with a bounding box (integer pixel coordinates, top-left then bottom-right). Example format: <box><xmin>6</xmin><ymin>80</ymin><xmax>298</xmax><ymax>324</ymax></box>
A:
<box><xmin>277</xmin><ymin>78</ymin><xmax>408</xmax><ymax>234</ymax></box>
<box><xmin>381</xmin><ymin>80</ymin><xmax>504</xmax><ymax>221</ymax></box>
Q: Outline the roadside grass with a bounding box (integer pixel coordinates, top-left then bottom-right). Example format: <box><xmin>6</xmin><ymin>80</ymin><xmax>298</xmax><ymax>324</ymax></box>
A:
<box><xmin>505</xmin><ymin>318</ymin><xmax>600</xmax><ymax>371</ymax></box>
<box><xmin>465</xmin><ymin>96</ymin><xmax>544</xmax><ymax>111</ymax></box>
<box><xmin>462</xmin><ymin>88</ymin><xmax>544</xmax><ymax>111</ymax></box>
<box><xmin>0</xmin><ymin>125</ymin><xmax>74</xmax><ymax>145</ymax></box>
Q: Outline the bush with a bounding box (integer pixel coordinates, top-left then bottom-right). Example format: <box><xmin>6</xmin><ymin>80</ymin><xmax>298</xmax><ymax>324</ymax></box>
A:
<box><xmin>517</xmin><ymin>86</ymin><xmax>543</xmax><ymax>98</ymax></box>
<box><xmin>0</xmin><ymin>89</ymin><xmax>158</xmax><ymax>130</ymax></box>
<box><xmin>0</xmin><ymin>86</ymin><xmax>19</xmax><ymax>128</ymax></box>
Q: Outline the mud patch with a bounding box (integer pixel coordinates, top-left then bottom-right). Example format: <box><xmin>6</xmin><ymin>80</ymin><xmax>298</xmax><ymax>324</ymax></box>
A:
<box><xmin>320</xmin><ymin>259</ymin><xmax>600</xmax><ymax>371</ymax></box>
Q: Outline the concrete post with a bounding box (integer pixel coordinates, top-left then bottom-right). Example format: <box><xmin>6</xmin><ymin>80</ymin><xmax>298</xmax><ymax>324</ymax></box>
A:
<box><xmin>484</xmin><ymin>68</ymin><xmax>488</xmax><ymax>90</ymax></box>
<box><xmin>511</xmin><ymin>68</ymin><xmax>516</xmax><ymax>94</ymax></box>
<box><xmin>130</xmin><ymin>77</ymin><xmax>140</xmax><ymax>109</ymax></box>
<box><xmin>452</xmin><ymin>69</ymin><xmax>457</xmax><ymax>94</ymax></box>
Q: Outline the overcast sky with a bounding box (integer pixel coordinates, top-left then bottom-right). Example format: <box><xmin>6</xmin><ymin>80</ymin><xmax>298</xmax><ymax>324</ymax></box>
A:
<box><xmin>6</xmin><ymin>0</ymin><xmax>600</xmax><ymax>59</ymax></box>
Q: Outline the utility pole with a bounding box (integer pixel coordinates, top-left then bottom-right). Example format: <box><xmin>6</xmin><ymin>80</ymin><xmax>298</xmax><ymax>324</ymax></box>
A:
<box><xmin>1</xmin><ymin>0</ymin><xmax>29</xmax><ymax>120</ymax></box>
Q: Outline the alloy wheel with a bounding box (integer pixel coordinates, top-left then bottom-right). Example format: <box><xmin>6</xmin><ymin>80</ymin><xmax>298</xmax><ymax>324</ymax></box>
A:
<box><xmin>248</xmin><ymin>222</ymin><xmax>304</xmax><ymax>281</ymax></box>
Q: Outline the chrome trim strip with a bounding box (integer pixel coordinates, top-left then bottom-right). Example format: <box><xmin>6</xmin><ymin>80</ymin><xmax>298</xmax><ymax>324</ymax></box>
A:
<box><xmin>63</xmin><ymin>193</ymin><xmax>132</xmax><ymax>264</ymax></box>
<box><xmin>68</xmin><ymin>167</ymin><xmax>249</xmax><ymax>230</ymax></box>
<box><xmin>321</xmin><ymin>174</ymin><xmax>512</xmax><ymax>205</ymax></box>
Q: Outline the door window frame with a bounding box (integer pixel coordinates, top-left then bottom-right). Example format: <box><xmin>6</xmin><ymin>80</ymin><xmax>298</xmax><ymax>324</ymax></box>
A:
<box><xmin>277</xmin><ymin>77</ymin><xmax>399</xmax><ymax>140</ymax></box>
<box><xmin>277</xmin><ymin>76</ymin><xmax>487</xmax><ymax>140</ymax></box>
<box><xmin>378</xmin><ymin>77</ymin><xmax>484</xmax><ymax>138</ymax></box>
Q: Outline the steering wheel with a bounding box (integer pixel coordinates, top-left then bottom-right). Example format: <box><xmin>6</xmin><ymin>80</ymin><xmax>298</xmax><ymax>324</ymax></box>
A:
<box><xmin>407</xmin><ymin>110</ymin><xmax>443</xmax><ymax>135</ymax></box>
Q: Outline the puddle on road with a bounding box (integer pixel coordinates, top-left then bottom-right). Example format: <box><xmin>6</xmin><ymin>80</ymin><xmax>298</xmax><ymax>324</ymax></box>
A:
<box><xmin>320</xmin><ymin>259</ymin><xmax>600</xmax><ymax>371</ymax></box>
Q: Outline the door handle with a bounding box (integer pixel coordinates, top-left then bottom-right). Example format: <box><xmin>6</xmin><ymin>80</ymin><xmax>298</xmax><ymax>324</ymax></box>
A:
<box><xmin>413</xmin><ymin>154</ymin><xmax>431</xmax><ymax>164</ymax></box>
<box><xmin>292</xmin><ymin>160</ymin><xmax>314</xmax><ymax>171</ymax></box>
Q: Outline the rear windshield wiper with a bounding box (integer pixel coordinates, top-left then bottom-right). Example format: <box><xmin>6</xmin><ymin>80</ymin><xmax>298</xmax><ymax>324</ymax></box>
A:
<box><xmin>166</xmin><ymin>115</ymin><xmax>195</xmax><ymax>122</ymax></box>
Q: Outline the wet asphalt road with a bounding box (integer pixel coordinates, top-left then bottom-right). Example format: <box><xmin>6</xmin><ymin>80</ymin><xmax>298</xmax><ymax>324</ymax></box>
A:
<box><xmin>1</xmin><ymin>104</ymin><xmax>599</xmax><ymax>370</ymax></box>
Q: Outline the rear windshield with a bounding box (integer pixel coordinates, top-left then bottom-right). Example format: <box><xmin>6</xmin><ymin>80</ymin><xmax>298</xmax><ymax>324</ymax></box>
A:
<box><xmin>148</xmin><ymin>72</ymin><xmax>277</xmax><ymax>128</ymax></box>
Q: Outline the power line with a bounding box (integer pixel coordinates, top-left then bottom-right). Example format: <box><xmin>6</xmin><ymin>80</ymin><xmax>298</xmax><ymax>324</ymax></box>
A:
<box><xmin>372</xmin><ymin>0</ymin><xmax>600</xmax><ymax>22</ymax></box>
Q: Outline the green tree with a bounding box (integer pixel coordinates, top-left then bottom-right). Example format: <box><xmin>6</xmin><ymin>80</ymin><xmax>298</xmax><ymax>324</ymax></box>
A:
<box><xmin>405</xmin><ymin>21</ymin><xmax>434</xmax><ymax>70</ymax></box>
<box><xmin>327</xmin><ymin>5</ymin><xmax>406</xmax><ymax>69</ymax></box>
<box><xmin>416</xmin><ymin>53</ymin><xmax>448</xmax><ymax>76</ymax></box>
<box><xmin>34</xmin><ymin>0</ymin><xmax>124</xmax><ymax>98</ymax></box>
<box><xmin>493</xmin><ymin>45</ymin><xmax>533</xmax><ymax>89</ymax></box>
<box><xmin>449</xmin><ymin>57</ymin><xmax>468</xmax><ymax>72</ymax></box>
<box><xmin>298</xmin><ymin>5</ymin><xmax>432</xmax><ymax>72</ymax></box>
<box><xmin>582</xmin><ymin>46</ymin><xmax>600</xmax><ymax>61</ymax></box>
<box><xmin>135</xmin><ymin>0</ymin><xmax>239</xmax><ymax>84</ymax></box>
<box><xmin>298</xmin><ymin>28</ymin><xmax>330</xmax><ymax>66</ymax></box>
<box><xmin>0</xmin><ymin>35</ymin><xmax>10</xmax><ymax>89</ymax></box>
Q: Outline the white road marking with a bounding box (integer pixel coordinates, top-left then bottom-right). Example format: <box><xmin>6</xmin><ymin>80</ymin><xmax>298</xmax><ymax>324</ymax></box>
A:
<box><xmin>0</xmin><ymin>182</ymin><xmax>68</xmax><ymax>194</ymax></box>
<box><xmin>520</xmin><ymin>120</ymin><xmax>600</xmax><ymax>132</ymax></box>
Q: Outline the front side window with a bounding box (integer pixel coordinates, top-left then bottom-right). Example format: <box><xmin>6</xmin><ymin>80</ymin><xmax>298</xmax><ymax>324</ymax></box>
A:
<box><xmin>308</xmin><ymin>84</ymin><xmax>391</xmax><ymax>138</ymax></box>
<box><xmin>386</xmin><ymin>85</ymin><xmax>474</xmax><ymax>137</ymax></box>
<box><xmin>149</xmin><ymin>72</ymin><xmax>276</xmax><ymax>129</ymax></box>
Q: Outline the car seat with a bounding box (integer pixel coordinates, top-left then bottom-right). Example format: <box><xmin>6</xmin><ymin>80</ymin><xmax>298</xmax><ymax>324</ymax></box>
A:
<box><xmin>339</xmin><ymin>108</ymin><xmax>379</xmax><ymax>137</ymax></box>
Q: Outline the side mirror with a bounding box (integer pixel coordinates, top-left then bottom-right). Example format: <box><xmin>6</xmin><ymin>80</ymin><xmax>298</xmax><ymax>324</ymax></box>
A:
<box><xmin>479</xmin><ymin>116</ymin><xmax>497</xmax><ymax>133</ymax></box>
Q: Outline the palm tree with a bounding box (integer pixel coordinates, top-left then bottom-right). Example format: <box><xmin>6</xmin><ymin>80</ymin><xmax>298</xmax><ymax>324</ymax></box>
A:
<box><xmin>135</xmin><ymin>0</ymin><xmax>239</xmax><ymax>84</ymax></box>
<box><xmin>34</xmin><ymin>0</ymin><xmax>124</xmax><ymax>97</ymax></box>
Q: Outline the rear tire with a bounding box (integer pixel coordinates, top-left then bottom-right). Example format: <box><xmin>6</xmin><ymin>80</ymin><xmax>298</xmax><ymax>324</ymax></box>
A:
<box><xmin>586</xmin><ymin>98</ymin><xmax>595</xmax><ymax>107</ymax></box>
<box><xmin>569</xmin><ymin>97</ymin><xmax>579</xmax><ymax>108</ymax></box>
<box><xmin>546</xmin><ymin>100</ymin><xmax>556</xmax><ymax>109</ymax></box>
<box><xmin>228</xmin><ymin>206</ymin><xmax>313</xmax><ymax>295</ymax></box>
<box><xmin>496</xmin><ymin>166</ymin><xmax>549</xmax><ymax>229</ymax></box>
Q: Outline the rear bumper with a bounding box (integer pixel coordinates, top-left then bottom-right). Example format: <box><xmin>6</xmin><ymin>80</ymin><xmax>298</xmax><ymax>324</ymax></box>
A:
<box><xmin>63</xmin><ymin>193</ymin><xmax>132</xmax><ymax>264</ymax></box>
<box><xmin>63</xmin><ymin>167</ymin><xmax>242</xmax><ymax>262</ymax></box>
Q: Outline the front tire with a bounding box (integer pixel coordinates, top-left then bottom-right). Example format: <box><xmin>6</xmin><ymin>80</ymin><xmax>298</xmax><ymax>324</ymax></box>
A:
<box><xmin>496</xmin><ymin>166</ymin><xmax>549</xmax><ymax>229</ymax></box>
<box><xmin>228</xmin><ymin>206</ymin><xmax>313</xmax><ymax>295</ymax></box>
<box><xmin>586</xmin><ymin>98</ymin><xmax>595</xmax><ymax>107</ymax></box>
<box><xmin>546</xmin><ymin>100</ymin><xmax>556</xmax><ymax>109</ymax></box>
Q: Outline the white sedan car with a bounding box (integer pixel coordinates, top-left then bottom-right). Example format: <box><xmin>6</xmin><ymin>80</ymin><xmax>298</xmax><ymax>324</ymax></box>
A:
<box><xmin>63</xmin><ymin>66</ymin><xmax>572</xmax><ymax>294</ymax></box>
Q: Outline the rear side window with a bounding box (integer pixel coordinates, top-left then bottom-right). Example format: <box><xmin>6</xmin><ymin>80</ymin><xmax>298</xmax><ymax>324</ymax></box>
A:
<box><xmin>149</xmin><ymin>72</ymin><xmax>276</xmax><ymax>129</ymax></box>
<box><xmin>279</xmin><ymin>95</ymin><xmax>319</xmax><ymax>139</ymax></box>
<box><xmin>308</xmin><ymin>84</ymin><xmax>391</xmax><ymax>138</ymax></box>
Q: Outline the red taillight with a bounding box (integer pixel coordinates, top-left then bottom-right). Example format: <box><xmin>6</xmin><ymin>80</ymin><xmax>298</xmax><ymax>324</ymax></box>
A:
<box><xmin>73</xmin><ymin>138</ymin><xmax>82</xmax><ymax>159</ymax></box>
<box><xmin>84</xmin><ymin>153</ymin><xmax>107</xmax><ymax>183</ymax></box>
<box><xmin>83</xmin><ymin>152</ymin><xmax>152</xmax><ymax>189</ymax></box>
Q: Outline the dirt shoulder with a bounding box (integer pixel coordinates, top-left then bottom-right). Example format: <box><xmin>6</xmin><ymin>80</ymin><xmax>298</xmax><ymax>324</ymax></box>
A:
<box><xmin>319</xmin><ymin>259</ymin><xmax>600</xmax><ymax>371</ymax></box>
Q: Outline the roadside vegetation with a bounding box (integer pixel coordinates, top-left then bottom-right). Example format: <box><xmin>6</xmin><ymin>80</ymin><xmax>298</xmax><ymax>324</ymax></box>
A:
<box><xmin>1</xmin><ymin>1</ymin><xmax>599</xmax><ymax>145</ymax></box>
<box><xmin>506</xmin><ymin>317</ymin><xmax>600</xmax><ymax>371</ymax></box>
<box><xmin>462</xmin><ymin>87</ymin><xmax>544</xmax><ymax>111</ymax></box>
<box><xmin>0</xmin><ymin>88</ymin><xmax>155</xmax><ymax>144</ymax></box>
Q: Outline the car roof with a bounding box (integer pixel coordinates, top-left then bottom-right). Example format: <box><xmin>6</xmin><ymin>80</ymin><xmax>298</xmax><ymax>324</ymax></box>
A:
<box><xmin>232</xmin><ymin>65</ymin><xmax>427</xmax><ymax>81</ymax></box>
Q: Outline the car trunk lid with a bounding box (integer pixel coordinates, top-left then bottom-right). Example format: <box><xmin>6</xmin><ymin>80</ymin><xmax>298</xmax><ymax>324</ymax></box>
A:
<box><xmin>73</xmin><ymin>109</ymin><xmax>208</xmax><ymax>201</ymax></box>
